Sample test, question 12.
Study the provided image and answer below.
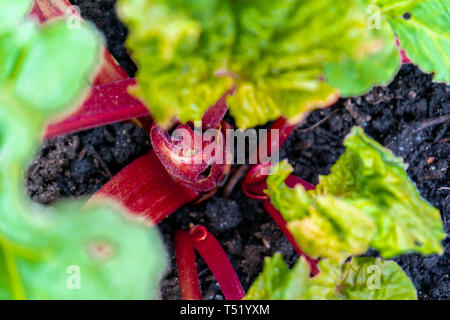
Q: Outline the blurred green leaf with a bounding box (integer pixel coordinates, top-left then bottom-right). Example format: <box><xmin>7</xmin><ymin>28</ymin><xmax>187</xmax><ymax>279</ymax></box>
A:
<box><xmin>13</xmin><ymin>22</ymin><xmax>99</xmax><ymax>112</ymax></box>
<box><xmin>0</xmin><ymin>203</ymin><xmax>167</xmax><ymax>300</ymax></box>
<box><xmin>369</xmin><ymin>0</ymin><xmax>450</xmax><ymax>82</ymax></box>
<box><xmin>0</xmin><ymin>0</ymin><xmax>31</xmax><ymax>30</ymax></box>
<box><xmin>0</xmin><ymin>0</ymin><xmax>167</xmax><ymax>300</ymax></box>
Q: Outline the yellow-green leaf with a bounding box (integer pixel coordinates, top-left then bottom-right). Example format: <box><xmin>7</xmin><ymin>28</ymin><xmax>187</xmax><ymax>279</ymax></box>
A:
<box><xmin>266</xmin><ymin>161</ymin><xmax>375</xmax><ymax>263</ymax></box>
<box><xmin>245</xmin><ymin>254</ymin><xmax>417</xmax><ymax>300</ymax></box>
<box><xmin>118</xmin><ymin>0</ymin><xmax>400</xmax><ymax>129</ymax></box>
<box><xmin>266</xmin><ymin>127</ymin><xmax>445</xmax><ymax>262</ymax></box>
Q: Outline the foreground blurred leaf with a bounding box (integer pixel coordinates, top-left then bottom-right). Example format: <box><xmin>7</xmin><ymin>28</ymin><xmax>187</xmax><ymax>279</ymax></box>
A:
<box><xmin>0</xmin><ymin>203</ymin><xmax>167</xmax><ymax>299</ymax></box>
<box><xmin>0</xmin><ymin>0</ymin><xmax>167</xmax><ymax>299</ymax></box>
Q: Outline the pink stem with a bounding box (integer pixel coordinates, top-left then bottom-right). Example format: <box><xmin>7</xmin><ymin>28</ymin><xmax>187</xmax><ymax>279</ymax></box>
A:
<box><xmin>255</xmin><ymin>117</ymin><xmax>297</xmax><ymax>163</ymax></box>
<box><xmin>91</xmin><ymin>150</ymin><xmax>198</xmax><ymax>224</ymax></box>
<box><xmin>174</xmin><ymin>230</ymin><xmax>202</xmax><ymax>300</ymax></box>
<box><xmin>396</xmin><ymin>38</ymin><xmax>411</xmax><ymax>64</ymax></box>
<box><xmin>242</xmin><ymin>163</ymin><xmax>318</xmax><ymax>274</ymax></box>
<box><xmin>189</xmin><ymin>225</ymin><xmax>245</xmax><ymax>300</ymax></box>
<box><xmin>44</xmin><ymin>79</ymin><xmax>149</xmax><ymax>139</ymax></box>
<box><xmin>262</xmin><ymin>200</ymin><xmax>319</xmax><ymax>275</ymax></box>
<box><xmin>201</xmin><ymin>92</ymin><xmax>229</xmax><ymax>130</ymax></box>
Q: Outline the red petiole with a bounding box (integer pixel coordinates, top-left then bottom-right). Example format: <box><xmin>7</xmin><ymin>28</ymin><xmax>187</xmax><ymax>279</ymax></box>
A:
<box><xmin>242</xmin><ymin>163</ymin><xmax>319</xmax><ymax>275</ymax></box>
<box><xmin>262</xmin><ymin>200</ymin><xmax>319</xmax><ymax>275</ymax></box>
<box><xmin>174</xmin><ymin>230</ymin><xmax>202</xmax><ymax>300</ymax></box>
<box><xmin>175</xmin><ymin>225</ymin><xmax>245</xmax><ymax>300</ymax></box>
<box><xmin>44</xmin><ymin>79</ymin><xmax>149</xmax><ymax>138</ymax></box>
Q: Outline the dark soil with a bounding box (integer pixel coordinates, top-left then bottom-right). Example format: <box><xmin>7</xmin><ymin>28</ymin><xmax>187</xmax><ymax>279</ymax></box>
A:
<box><xmin>69</xmin><ymin>0</ymin><xmax>137</xmax><ymax>76</ymax></box>
<box><xmin>27</xmin><ymin>123</ymin><xmax>150</xmax><ymax>203</ymax></box>
<box><xmin>26</xmin><ymin>0</ymin><xmax>449</xmax><ymax>300</ymax></box>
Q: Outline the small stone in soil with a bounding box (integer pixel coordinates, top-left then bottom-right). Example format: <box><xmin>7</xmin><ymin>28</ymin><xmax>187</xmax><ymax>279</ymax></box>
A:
<box><xmin>205</xmin><ymin>198</ymin><xmax>242</xmax><ymax>232</ymax></box>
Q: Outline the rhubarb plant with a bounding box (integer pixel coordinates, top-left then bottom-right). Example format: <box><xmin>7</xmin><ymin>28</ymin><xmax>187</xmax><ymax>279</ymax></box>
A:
<box><xmin>0</xmin><ymin>0</ymin><xmax>166</xmax><ymax>299</ymax></box>
<box><xmin>12</xmin><ymin>0</ymin><xmax>445</xmax><ymax>301</ymax></box>
<box><xmin>245</xmin><ymin>128</ymin><xmax>444</xmax><ymax>300</ymax></box>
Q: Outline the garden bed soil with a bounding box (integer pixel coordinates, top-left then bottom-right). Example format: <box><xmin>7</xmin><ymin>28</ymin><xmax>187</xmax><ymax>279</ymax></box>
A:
<box><xmin>26</xmin><ymin>0</ymin><xmax>449</xmax><ymax>300</ymax></box>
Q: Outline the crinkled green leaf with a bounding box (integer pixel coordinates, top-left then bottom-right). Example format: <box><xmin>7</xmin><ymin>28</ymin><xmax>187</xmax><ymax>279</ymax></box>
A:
<box><xmin>119</xmin><ymin>0</ymin><xmax>399</xmax><ymax>129</ymax></box>
<box><xmin>0</xmin><ymin>1</ymin><xmax>167</xmax><ymax>299</ymax></box>
<box><xmin>266</xmin><ymin>161</ymin><xmax>376</xmax><ymax>262</ymax></box>
<box><xmin>118</xmin><ymin>0</ymin><xmax>233</xmax><ymax>128</ymax></box>
<box><xmin>246</xmin><ymin>254</ymin><xmax>416</xmax><ymax>300</ymax></box>
<box><xmin>369</xmin><ymin>0</ymin><xmax>450</xmax><ymax>82</ymax></box>
<box><xmin>335</xmin><ymin>257</ymin><xmax>417</xmax><ymax>300</ymax></box>
<box><xmin>319</xmin><ymin>127</ymin><xmax>445</xmax><ymax>257</ymax></box>
<box><xmin>266</xmin><ymin>127</ymin><xmax>444</xmax><ymax>262</ymax></box>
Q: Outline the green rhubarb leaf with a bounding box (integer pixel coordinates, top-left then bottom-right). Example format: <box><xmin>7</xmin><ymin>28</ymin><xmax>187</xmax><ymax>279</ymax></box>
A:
<box><xmin>369</xmin><ymin>0</ymin><xmax>450</xmax><ymax>82</ymax></box>
<box><xmin>0</xmin><ymin>0</ymin><xmax>167</xmax><ymax>299</ymax></box>
<box><xmin>245</xmin><ymin>254</ymin><xmax>417</xmax><ymax>300</ymax></box>
<box><xmin>118</xmin><ymin>0</ymin><xmax>399</xmax><ymax>129</ymax></box>
<box><xmin>333</xmin><ymin>257</ymin><xmax>417</xmax><ymax>300</ymax></box>
<box><xmin>266</xmin><ymin>127</ymin><xmax>444</xmax><ymax>262</ymax></box>
<box><xmin>319</xmin><ymin>127</ymin><xmax>445</xmax><ymax>257</ymax></box>
<box><xmin>118</xmin><ymin>0</ymin><xmax>233</xmax><ymax>128</ymax></box>
<box><xmin>266</xmin><ymin>161</ymin><xmax>376</xmax><ymax>263</ymax></box>
<box><xmin>243</xmin><ymin>253</ymin><xmax>298</xmax><ymax>300</ymax></box>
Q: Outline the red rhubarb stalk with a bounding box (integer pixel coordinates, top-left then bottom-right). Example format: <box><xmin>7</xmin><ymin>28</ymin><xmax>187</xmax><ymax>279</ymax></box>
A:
<box><xmin>256</xmin><ymin>117</ymin><xmax>296</xmax><ymax>163</ymax></box>
<box><xmin>91</xmin><ymin>90</ymin><xmax>231</xmax><ymax>222</ymax></box>
<box><xmin>93</xmin><ymin>50</ymin><xmax>131</xmax><ymax>86</ymax></box>
<box><xmin>189</xmin><ymin>225</ymin><xmax>245</xmax><ymax>300</ymax></box>
<box><xmin>44</xmin><ymin>79</ymin><xmax>149</xmax><ymax>138</ymax></box>
<box><xmin>32</xmin><ymin>0</ymin><xmax>154</xmax><ymax>140</ymax></box>
<box><xmin>396</xmin><ymin>38</ymin><xmax>411</xmax><ymax>64</ymax></box>
<box><xmin>91</xmin><ymin>150</ymin><xmax>198</xmax><ymax>224</ymax></box>
<box><xmin>201</xmin><ymin>92</ymin><xmax>230</xmax><ymax>130</ymax></box>
<box><xmin>242</xmin><ymin>163</ymin><xmax>319</xmax><ymax>274</ymax></box>
<box><xmin>174</xmin><ymin>230</ymin><xmax>202</xmax><ymax>300</ymax></box>
<box><xmin>243</xmin><ymin>117</ymin><xmax>320</xmax><ymax>273</ymax></box>
<box><xmin>262</xmin><ymin>200</ymin><xmax>319</xmax><ymax>275</ymax></box>
<box><xmin>29</xmin><ymin>0</ymin><xmax>67</xmax><ymax>22</ymax></box>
